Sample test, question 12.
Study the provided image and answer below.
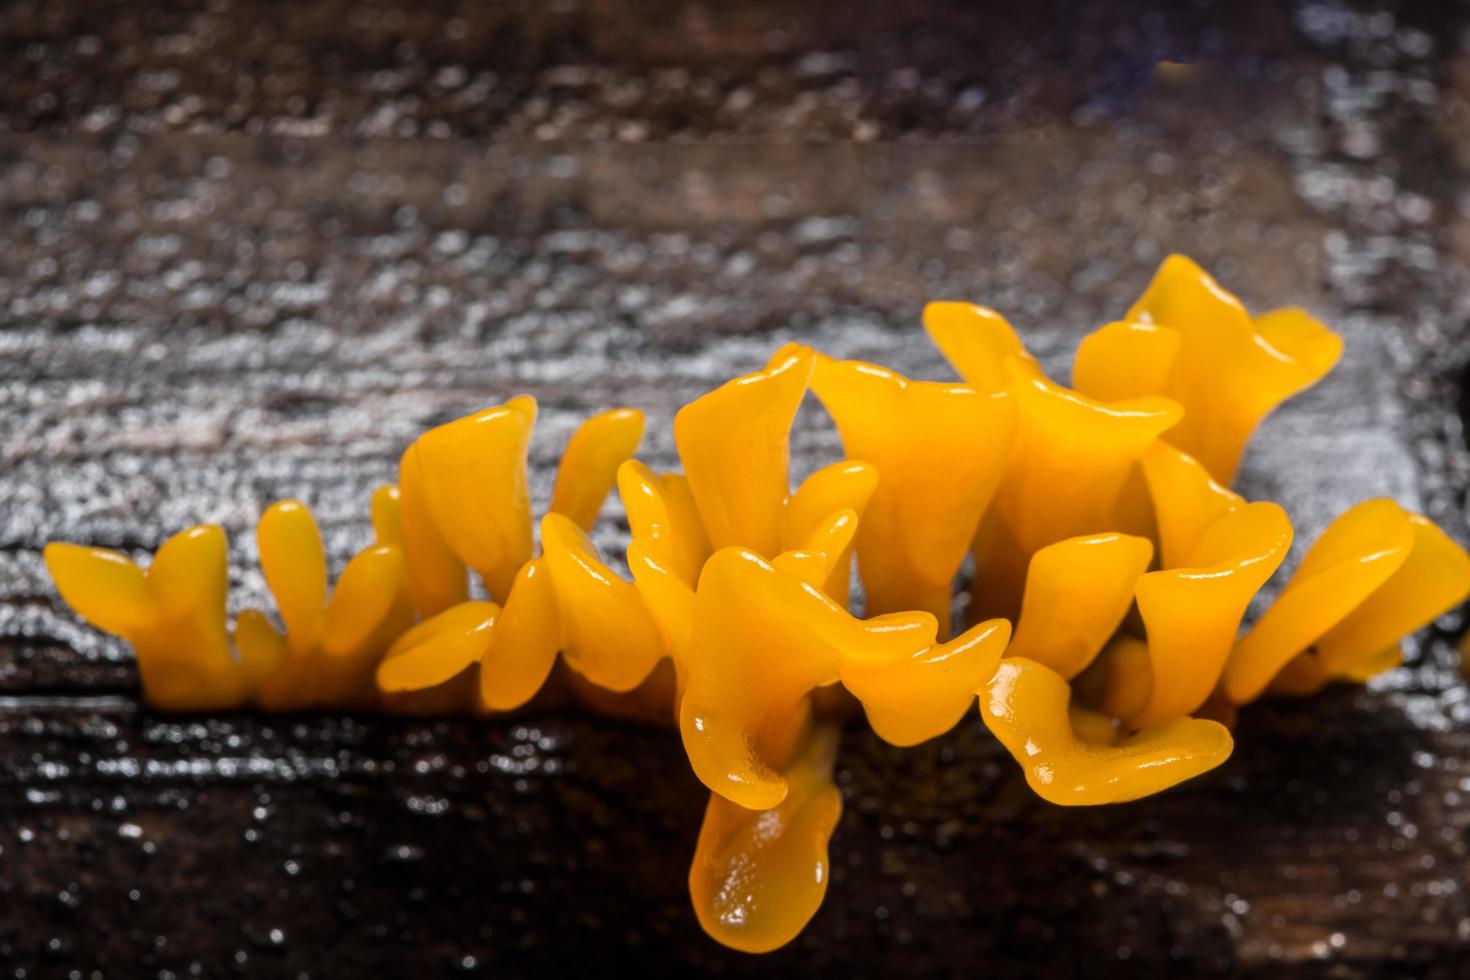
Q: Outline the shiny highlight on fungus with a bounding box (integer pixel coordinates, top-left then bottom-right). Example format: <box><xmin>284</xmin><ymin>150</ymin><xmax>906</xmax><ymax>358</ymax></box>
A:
<box><xmin>45</xmin><ymin>255</ymin><xmax>1470</xmax><ymax>954</ymax></box>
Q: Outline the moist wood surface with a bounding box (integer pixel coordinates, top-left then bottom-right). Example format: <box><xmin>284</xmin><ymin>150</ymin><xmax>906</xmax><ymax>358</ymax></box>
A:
<box><xmin>4</xmin><ymin>2</ymin><xmax>1470</xmax><ymax>977</ymax></box>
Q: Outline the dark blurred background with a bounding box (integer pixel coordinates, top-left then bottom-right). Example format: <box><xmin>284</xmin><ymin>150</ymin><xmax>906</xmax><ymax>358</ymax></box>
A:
<box><xmin>4</xmin><ymin>1</ymin><xmax>1470</xmax><ymax>976</ymax></box>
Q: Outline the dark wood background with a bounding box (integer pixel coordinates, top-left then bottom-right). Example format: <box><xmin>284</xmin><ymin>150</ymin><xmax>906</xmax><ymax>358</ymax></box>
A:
<box><xmin>4</xmin><ymin>1</ymin><xmax>1470</xmax><ymax>976</ymax></box>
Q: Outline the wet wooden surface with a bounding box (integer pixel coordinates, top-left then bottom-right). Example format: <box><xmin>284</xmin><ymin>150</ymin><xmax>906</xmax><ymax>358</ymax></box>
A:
<box><xmin>4</xmin><ymin>1</ymin><xmax>1470</xmax><ymax>977</ymax></box>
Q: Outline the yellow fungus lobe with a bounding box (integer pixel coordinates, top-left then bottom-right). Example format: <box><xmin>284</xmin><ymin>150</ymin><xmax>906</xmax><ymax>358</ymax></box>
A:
<box><xmin>45</xmin><ymin>541</ymin><xmax>151</xmax><ymax>637</ymax></box>
<box><xmin>377</xmin><ymin>600</ymin><xmax>500</xmax><ymax>695</ymax></box>
<box><xmin>397</xmin><ymin>443</ymin><xmax>468</xmax><ymax>617</ymax></box>
<box><xmin>1138</xmin><ymin>442</ymin><xmax>1242</xmax><ymax>569</ymax></box>
<box><xmin>1311</xmin><ymin>512</ymin><xmax>1470</xmax><ymax>678</ymax></box>
<box><xmin>1223</xmin><ymin>498</ymin><xmax>1414</xmax><ymax>703</ymax></box>
<box><xmin>810</xmin><ymin>354</ymin><xmax>1015</xmax><ymax>633</ymax></box>
<box><xmin>618</xmin><ymin>459</ymin><xmax>712</xmax><ymax>588</ymax></box>
<box><xmin>233</xmin><ymin>608</ymin><xmax>287</xmax><ymax>694</ymax></box>
<box><xmin>689</xmin><ymin>722</ymin><xmax>842</xmax><ymax>954</ymax></box>
<box><xmin>972</xmin><ymin>364</ymin><xmax>1181</xmax><ymax>620</ymax></box>
<box><xmin>673</xmin><ymin>345</ymin><xmax>813</xmax><ymax>557</ymax></box>
<box><xmin>679</xmin><ymin>546</ymin><xmax>936</xmax><ymax>810</ymax></box>
<box><xmin>1235</xmin><ymin>502</ymin><xmax>1470</xmax><ymax>700</ymax></box>
<box><xmin>1122</xmin><ymin>254</ymin><xmax>1343</xmax><ymax>484</ymax></box>
<box><xmin>548</xmin><ymin>407</ymin><xmax>646</xmax><ymax>532</ymax></box>
<box><xmin>840</xmin><ymin>617</ymin><xmax>1011</xmax><ymax>747</ymax></box>
<box><xmin>1005</xmin><ymin>533</ymin><xmax>1154</xmax><ymax>680</ymax></box>
<box><xmin>981</xmin><ymin>659</ymin><xmax>1233</xmax><ymax>805</ymax></box>
<box><xmin>770</xmin><ymin>507</ymin><xmax>859</xmax><ymax>592</ymax></box>
<box><xmin>1073</xmin><ymin>635</ymin><xmax>1155</xmax><ymax>724</ymax></box>
<box><xmin>1129</xmin><ymin>501</ymin><xmax>1292</xmax><ymax>728</ymax></box>
<box><xmin>47</xmin><ymin>526</ymin><xmax>247</xmax><ymax>711</ymax></box>
<box><xmin>540</xmin><ymin>512</ymin><xmax>668</xmax><ymax>693</ymax></box>
<box><xmin>781</xmin><ymin>460</ymin><xmax>879</xmax><ymax>607</ymax></box>
<box><xmin>370</xmin><ymin>484</ymin><xmax>404</xmax><ymax>547</ymax></box>
<box><xmin>993</xmin><ymin>371</ymin><xmax>1182</xmax><ymax>558</ymax></box>
<box><xmin>1072</xmin><ymin>320</ymin><xmax>1182</xmax><ymax>404</ymax></box>
<box><xmin>252</xmin><ymin>500</ymin><xmax>414</xmax><ymax>711</ymax></box>
<box><xmin>315</xmin><ymin>543</ymin><xmax>415</xmax><ymax>704</ymax></box>
<box><xmin>414</xmin><ymin>397</ymin><xmax>537</xmax><ymax>602</ymax></box>
<box><xmin>257</xmin><ymin>499</ymin><xmax>328</xmax><ymax>657</ymax></box>
<box><xmin>479</xmin><ymin>559</ymin><xmax>562</xmax><ymax>712</ymax></box>
<box><xmin>922</xmin><ymin>301</ymin><xmax>1036</xmax><ymax>390</ymax></box>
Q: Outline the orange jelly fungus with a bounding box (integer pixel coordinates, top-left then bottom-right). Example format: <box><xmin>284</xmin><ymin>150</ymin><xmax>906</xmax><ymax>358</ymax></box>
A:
<box><xmin>1091</xmin><ymin>254</ymin><xmax>1344</xmax><ymax>485</ymax></box>
<box><xmin>45</xmin><ymin>254</ymin><xmax>1470</xmax><ymax>953</ymax></box>
<box><xmin>809</xmin><ymin>351</ymin><xmax>1014</xmax><ymax>634</ymax></box>
<box><xmin>982</xmin><ymin>658</ymin><xmax>1233</xmax><ymax>805</ymax></box>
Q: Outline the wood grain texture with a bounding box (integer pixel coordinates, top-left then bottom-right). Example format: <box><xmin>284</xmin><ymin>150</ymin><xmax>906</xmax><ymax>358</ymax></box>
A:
<box><xmin>4</xmin><ymin>1</ymin><xmax>1470</xmax><ymax>977</ymax></box>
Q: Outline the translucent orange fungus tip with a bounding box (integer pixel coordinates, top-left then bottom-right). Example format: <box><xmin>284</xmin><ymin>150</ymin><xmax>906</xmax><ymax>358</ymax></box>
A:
<box><xmin>690</xmin><ymin>723</ymin><xmax>842</xmax><ymax>953</ymax></box>
<box><xmin>1119</xmin><ymin>254</ymin><xmax>1343</xmax><ymax>485</ymax></box>
<box><xmin>46</xmin><ymin>254</ymin><xmax>1470</xmax><ymax>953</ymax></box>
<box><xmin>981</xmin><ymin>659</ymin><xmax>1233</xmax><ymax>805</ymax></box>
<box><xmin>810</xmin><ymin>352</ymin><xmax>1014</xmax><ymax>633</ymax></box>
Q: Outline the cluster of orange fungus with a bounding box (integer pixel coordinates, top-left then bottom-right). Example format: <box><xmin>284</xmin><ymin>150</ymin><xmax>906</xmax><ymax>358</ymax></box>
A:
<box><xmin>45</xmin><ymin>255</ymin><xmax>1470</xmax><ymax>954</ymax></box>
